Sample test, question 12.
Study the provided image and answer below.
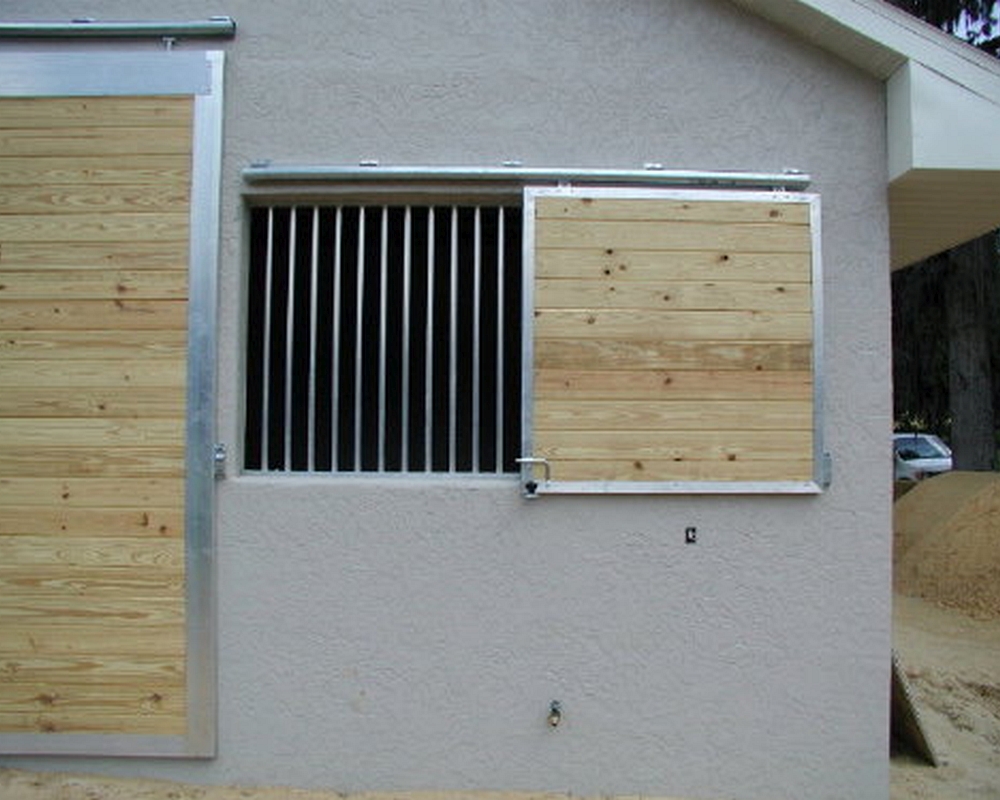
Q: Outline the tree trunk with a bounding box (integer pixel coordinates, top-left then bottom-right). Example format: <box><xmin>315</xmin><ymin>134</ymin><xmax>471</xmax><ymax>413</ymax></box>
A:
<box><xmin>946</xmin><ymin>233</ymin><xmax>997</xmax><ymax>470</ymax></box>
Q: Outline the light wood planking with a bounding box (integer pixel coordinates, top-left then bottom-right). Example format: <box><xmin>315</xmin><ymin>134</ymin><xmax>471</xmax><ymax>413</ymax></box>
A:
<box><xmin>0</xmin><ymin>95</ymin><xmax>192</xmax><ymax>738</ymax></box>
<box><xmin>535</xmin><ymin>429</ymin><xmax>813</xmax><ymax>461</ymax></box>
<box><xmin>0</xmin><ymin>186</ymin><xmax>190</xmax><ymax>216</ymax></box>
<box><xmin>0</xmin><ymin>564</ymin><xmax>183</xmax><ymax>593</ymax></box>
<box><xmin>0</xmin><ymin>96</ymin><xmax>193</xmax><ymax>129</ymax></box>
<box><xmin>0</xmin><ymin>240</ymin><xmax>187</xmax><ymax>270</ymax></box>
<box><xmin>0</xmin><ymin>212</ymin><xmax>189</xmax><ymax>243</ymax></box>
<box><xmin>536</xmin><ymin>219</ymin><xmax>812</xmax><ymax>253</ymax></box>
<box><xmin>0</xmin><ymin>127</ymin><xmax>193</xmax><ymax>157</ymax></box>
<box><xmin>0</xmin><ymin>535</ymin><xmax>182</xmax><ymax>568</ymax></box>
<box><xmin>0</xmin><ymin>711</ymin><xmax>184</xmax><ymax>736</ymax></box>
<box><xmin>534</xmin><ymin>309</ymin><xmax>813</xmax><ymax>341</ymax></box>
<box><xmin>0</xmin><ymin>446</ymin><xmax>185</xmax><ymax>478</ymax></box>
<box><xmin>0</xmin><ymin>330</ymin><xmax>186</xmax><ymax>360</ymax></box>
<box><xmin>543</xmin><ymin>457</ymin><xmax>815</xmax><ymax>483</ymax></box>
<box><xmin>0</xmin><ymin>418</ymin><xmax>185</xmax><ymax>448</ymax></box>
<box><xmin>0</xmin><ymin>477</ymin><xmax>184</xmax><ymax>508</ymax></box>
<box><xmin>536</xmin><ymin>338</ymin><xmax>813</xmax><ymax>371</ymax></box>
<box><xmin>0</xmin><ymin>596</ymin><xmax>184</xmax><ymax>625</ymax></box>
<box><xmin>535</xmin><ymin>196</ymin><xmax>812</xmax><ymax>225</ymax></box>
<box><xmin>535</xmin><ymin>277</ymin><xmax>811</xmax><ymax>312</ymax></box>
<box><xmin>530</xmin><ymin>193</ymin><xmax>817</xmax><ymax>485</ymax></box>
<box><xmin>0</xmin><ymin>155</ymin><xmax>191</xmax><ymax>189</ymax></box>
<box><xmin>0</xmin><ymin>300</ymin><xmax>188</xmax><ymax>330</ymax></box>
<box><xmin>535</xmin><ymin>368</ymin><xmax>812</xmax><ymax>401</ymax></box>
<box><xmin>534</xmin><ymin>399</ymin><xmax>813</xmax><ymax>431</ymax></box>
<box><xmin>0</xmin><ymin>654</ymin><xmax>184</xmax><ymax>686</ymax></box>
<box><xmin>536</xmin><ymin>248</ymin><xmax>813</xmax><ymax>282</ymax></box>
<box><xmin>0</xmin><ymin>269</ymin><xmax>186</xmax><ymax>300</ymax></box>
<box><xmin>0</xmin><ymin>387</ymin><xmax>186</xmax><ymax>418</ymax></box>
<box><xmin>0</xmin><ymin>507</ymin><xmax>183</xmax><ymax>538</ymax></box>
<box><xmin>0</xmin><ymin>622</ymin><xmax>184</xmax><ymax>657</ymax></box>
<box><xmin>0</xmin><ymin>359</ymin><xmax>185</xmax><ymax>387</ymax></box>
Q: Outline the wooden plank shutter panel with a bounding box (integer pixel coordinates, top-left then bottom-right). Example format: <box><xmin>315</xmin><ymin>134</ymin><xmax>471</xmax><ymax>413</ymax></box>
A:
<box><xmin>0</xmin><ymin>96</ymin><xmax>192</xmax><ymax>738</ymax></box>
<box><xmin>524</xmin><ymin>187</ymin><xmax>822</xmax><ymax>493</ymax></box>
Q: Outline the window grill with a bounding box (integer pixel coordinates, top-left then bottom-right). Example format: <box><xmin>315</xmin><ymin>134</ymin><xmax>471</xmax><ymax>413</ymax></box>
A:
<box><xmin>244</xmin><ymin>203</ymin><xmax>522</xmax><ymax>474</ymax></box>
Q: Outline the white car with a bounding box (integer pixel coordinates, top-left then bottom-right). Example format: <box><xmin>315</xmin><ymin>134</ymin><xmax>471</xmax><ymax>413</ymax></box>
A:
<box><xmin>893</xmin><ymin>432</ymin><xmax>953</xmax><ymax>479</ymax></box>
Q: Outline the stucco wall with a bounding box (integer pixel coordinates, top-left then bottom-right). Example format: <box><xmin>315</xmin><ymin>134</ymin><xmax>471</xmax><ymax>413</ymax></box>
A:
<box><xmin>0</xmin><ymin>2</ymin><xmax>893</xmax><ymax>799</ymax></box>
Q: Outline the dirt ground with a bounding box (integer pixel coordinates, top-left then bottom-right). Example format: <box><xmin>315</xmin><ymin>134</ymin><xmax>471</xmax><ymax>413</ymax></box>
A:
<box><xmin>891</xmin><ymin>594</ymin><xmax>1000</xmax><ymax>799</ymax></box>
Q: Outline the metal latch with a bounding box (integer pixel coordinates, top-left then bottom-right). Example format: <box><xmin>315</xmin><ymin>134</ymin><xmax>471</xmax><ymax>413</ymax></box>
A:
<box><xmin>214</xmin><ymin>443</ymin><xmax>227</xmax><ymax>478</ymax></box>
<box><xmin>515</xmin><ymin>456</ymin><xmax>551</xmax><ymax>498</ymax></box>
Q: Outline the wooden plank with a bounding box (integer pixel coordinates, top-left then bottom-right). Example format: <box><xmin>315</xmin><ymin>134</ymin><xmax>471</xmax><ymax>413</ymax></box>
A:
<box><xmin>535</xmin><ymin>277</ymin><xmax>811</xmax><ymax>312</ymax></box>
<box><xmin>0</xmin><ymin>96</ymin><xmax>192</xmax><ymax>129</ymax></box>
<box><xmin>544</xmin><ymin>457</ymin><xmax>815</xmax><ymax>483</ymax></box>
<box><xmin>534</xmin><ymin>368</ymin><xmax>813</xmax><ymax>400</ymax></box>
<box><xmin>535</xmin><ymin>196</ymin><xmax>811</xmax><ymax>225</ymax></box>
<box><xmin>0</xmin><ymin>507</ymin><xmax>183</xmax><ymax>538</ymax></box>
<box><xmin>0</xmin><ymin>567</ymin><xmax>183</xmax><ymax>600</ymax></box>
<box><xmin>0</xmin><ymin>269</ymin><xmax>186</xmax><ymax>300</ymax></box>
<box><xmin>0</xmin><ymin>446</ymin><xmax>184</xmax><ymax>478</ymax></box>
<box><xmin>0</xmin><ymin>535</ymin><xmax>182</xmax><ymax>568</ymax></box>
<box><xmin>534</xmin><ymin>399</ymin><xmax>813</xmax><ymax>431</ymax></box>
<box><xmin>0</xmin><ymin>419</ymin><xmax>184</xmax><ymax>448</ymax></box>
<box><xmin>0</xmin><ymin>127</ymin><xmax>193</xmax><ymax>157</ymax></box>
<box><xmin>535</xmin><ymin>219</ymin><xmax>813</xmax><ymax>253</ymax></box>
<box><xmin>0</xmin><ymin>597</ymin><xmax>183</xmax><ymax>625</ymax></box>
<box><xmin>0</xmin><ymin>186</ymin><xmax>189</xmax><ymax>216</ymax></box>
<box><xmin>535</xmin><ymin>429</ymin><xmax>813</xmax><ymax>462</ymax></box>
<box><xmin>0</xmin><ymin>240</ymin><xmax>186</xmax><ymax>270</ymax></box>
<box><xmin>0</xmin><ymin>155</ymin><xmax>191</xmax><ymax>188</ymax></box>
<box><xmin>0</xmin><ymin>212</ymin><xmax>189</xmax><ymax>243</ymax></box>
<box><xmin>0</xmin><ymin>477</ymin><xmax>184</xmax><ymax>509</ymax></box>
<box><xmin>0</xmin><ymin>655</ymin><xmax>184</xmax><ymax>686</ymax></box>
<box><xmin>0</xmin><ymin>387</ymin><xmax>186</xmax><ymax>418</ymax></box>
<box><xmin>535</xmin><ymin>339</ymin><xmax>813</xmax><ymax>371</ymax></box>
<box><xmin>0</xmin><ymin>359</ymin><xmax>185</xmax><ymax>387</ymax></box>
<box><xmin>0</xmin><ymin>330</ymin><xmax>186</xmax><ymax>360</ymax></box>
<box><xmin>0</xmin><ymin>300</ymin><xmax>188</xmax><ymax>331</ymax></box>
<box><xmin>0</xmin><ymin>709</ymin><xmax>184</xmax><ymax>736</ymax></box>
<box><xmin>534</xmin><ymin>309</ymin><xmax>813</xmax><ymax>341</ymax></box>
<box><xmin>536</xmin><ymin>248</ymin><xmax>812</xmax><ymax>282</ymax></box>
<box><xmin>0</xmin><ymin>621</ymin><xmax>184</xmax><ymax>657</ymax></box>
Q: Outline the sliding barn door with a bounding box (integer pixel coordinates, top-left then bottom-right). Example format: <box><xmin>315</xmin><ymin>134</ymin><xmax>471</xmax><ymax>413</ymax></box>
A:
<box><xmin>0</xmin><ymin>53</ymin><xmax>220</xmax><ymax>756</ymax></box>
<box><xmin>523</xmin><ymin>186</ymin><xmax>823</xmax><ymax>494</ymax></box>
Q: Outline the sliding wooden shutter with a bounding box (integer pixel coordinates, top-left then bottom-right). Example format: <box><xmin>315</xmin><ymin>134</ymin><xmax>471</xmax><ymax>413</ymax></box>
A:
<box><xmin>524</xmin><ymin>187</ymin><xmax>823</xmax><ymax>494</ymax></box>
<box><xmin>0</xmin><ymin>52</ymin><xmax>220</xmax><ymax>756</ymax></box>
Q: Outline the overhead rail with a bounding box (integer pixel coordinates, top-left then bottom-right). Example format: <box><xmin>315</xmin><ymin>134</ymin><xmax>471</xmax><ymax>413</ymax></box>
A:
<box><xmin>242</xmin><ymin>163</ymin><xmax>812</xmax><ymax>192</ymax></box>
<box><xmin>0</xmin><ymin>16</ymin><xmax>236</xmax><ymax>38</ymax></box>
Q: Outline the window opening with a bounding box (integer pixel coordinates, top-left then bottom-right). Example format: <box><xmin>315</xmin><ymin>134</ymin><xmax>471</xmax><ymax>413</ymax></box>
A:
<box><xmin>244</xmin><ymin>203</ymin><xmax>522</xmax><ymax>474</ymax></box>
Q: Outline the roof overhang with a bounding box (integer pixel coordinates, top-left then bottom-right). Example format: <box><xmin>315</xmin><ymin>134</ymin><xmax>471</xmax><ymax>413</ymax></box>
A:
<box><xmin>730</xmin><ymin>0</ymin><xmax>1000</xmax><ymax>269</ymax></box>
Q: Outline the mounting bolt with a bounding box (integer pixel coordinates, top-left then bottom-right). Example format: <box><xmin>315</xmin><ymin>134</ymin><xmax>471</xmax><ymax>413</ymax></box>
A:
<box><xmin>547</xmin><ymin>700</ymin><xmax>562</xmax><ymax>728</ymax></box>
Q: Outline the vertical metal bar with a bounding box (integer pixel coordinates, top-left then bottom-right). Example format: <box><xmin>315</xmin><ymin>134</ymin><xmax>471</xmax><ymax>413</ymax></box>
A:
<box><xmin>378</xmin><ymin>206</ymin><xmax>388</xmax><ymax>472</ymax></box>
<box><xmin>331</xmin><ymin>207</ymin><xmax>342</xmax><ymax>471</ymax></box>
<box><xmin>425</xmin><ymin>207</ymin><xmax>435</xmax><ymax>472</ymax></box>
<box><xmin>472</xmin><ymin>206</ymin><xmax>481</xmax><ymax>473</ymax></box>
<box><xmin>401</xmin><ymin>206</ymin><xmax>412</xmax><ymax>472</ymax></box>
<box><xmin>495</xmin><ymin>207</ymin><xmax>505</xmax><ymax>474</ymax></box>
<box><xmin>260</xmin><ymin>207</ymin><xmax>274</xmax><ymax>471</ymax></box>
<box><xmin>307</xmin><ymin>206</ymin><xmax>319</xmax><ymax>472</ymax></box>
<box><xmin>284</xmin><ymin>207</ymin><xmax>297</xmax><ymax>472</ymax></box>
<box><xmin>448</xmin><ymin>206</ymin><xmax>458</xmax><ymax>473</ymax></box>
<box><xmin>354</xmin><ymin>206</ymin><xmax>366</xmax><ymax>471</ymax></box>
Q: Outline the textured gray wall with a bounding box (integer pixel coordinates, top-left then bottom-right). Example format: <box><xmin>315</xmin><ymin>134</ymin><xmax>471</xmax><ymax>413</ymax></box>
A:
<box><xmin>1</xmin><ymin>2</ymin><xmax>893</xmax><ymax>799</ymax></box>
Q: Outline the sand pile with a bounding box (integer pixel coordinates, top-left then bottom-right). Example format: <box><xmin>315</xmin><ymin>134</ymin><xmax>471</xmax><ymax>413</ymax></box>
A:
<box><xmin>894</xmin><ymin>471</ymin><xmax>1000</xmax><ymax>618</ymax></box>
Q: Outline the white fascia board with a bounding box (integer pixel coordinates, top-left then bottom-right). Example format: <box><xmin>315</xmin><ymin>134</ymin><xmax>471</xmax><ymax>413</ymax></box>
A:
<box><xmin>889</xmin><ymin>60</ymin><xmax>1000</xmax><ymax>180</ymax></box>
<box><xmin>730</xmin><ymin>0</ymin><xmax>1000</xmax><ymax>96</ymax></box>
